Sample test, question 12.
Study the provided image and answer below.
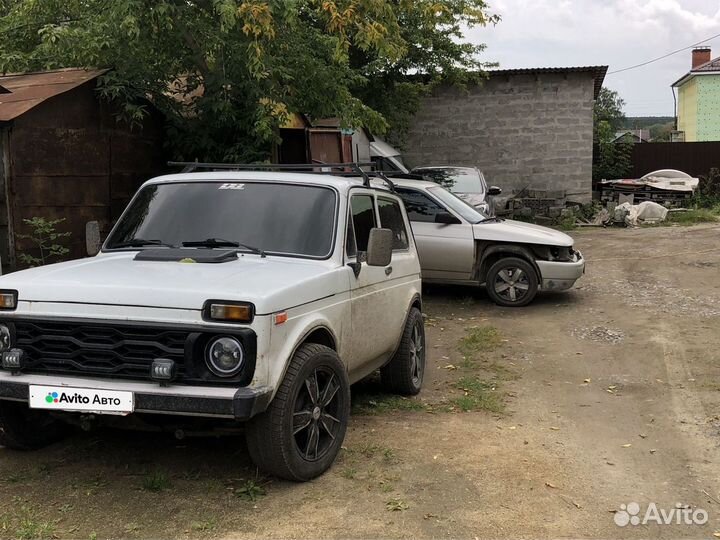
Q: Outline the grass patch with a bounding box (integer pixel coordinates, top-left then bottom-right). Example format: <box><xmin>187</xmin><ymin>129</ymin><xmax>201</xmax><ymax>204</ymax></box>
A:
<box><xmin>141</xmin><ymin>471</ymin><xmax>171</xmax><ymax>492</ymax></box>
<box><xmin>191</xmin><ymin>518</ymin><xmax>218</xmax><ymax>532</ymax></box>
<box><xmin>450</xmin><ymin>377</ymin><xmax>504</xmax><ymax>413</ymax></box>
<box><xmin>352</xmin><ymin>394</ymin><xmax>427</xmax><ymax>415</ymax></box>
<box><xmin>458</xmin><ymin>326</ymin><xmax>502</xmax><ymax>361</ymax></box>
<box><xmin>234</xmin><ymin>480</ymin><xmax>266</xmax><ymax>502</ymax></box>
<box><xmin>663</xmin><ymin>208</ymin><xmax>720</xmax><ymax>225</ymax></box>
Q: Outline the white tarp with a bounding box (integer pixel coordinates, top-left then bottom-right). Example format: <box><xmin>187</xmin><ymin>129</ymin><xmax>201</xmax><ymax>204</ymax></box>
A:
<box><xmin>616</xmin><ymin>201</ymin><xmax>669</xmax><ymax>227</ymax></box>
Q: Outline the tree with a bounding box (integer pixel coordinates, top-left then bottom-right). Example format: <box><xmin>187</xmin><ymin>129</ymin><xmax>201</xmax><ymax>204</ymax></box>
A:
<box><xmin>593</xmin><ymin>87</ymin><xmax>632</xmax><ymax>182</ymax></box>
<box><xmin>0</xmin><ymin>0</ymin><xmax>498</xmax><ymax>161</ymax></box>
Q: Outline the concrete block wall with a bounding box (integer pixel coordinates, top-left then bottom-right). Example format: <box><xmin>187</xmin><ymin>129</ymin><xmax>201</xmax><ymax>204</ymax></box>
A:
<box><xmin>402</xmin><ymin>72</ymin><xmax>596</xmax><ymax>202</ymax></box>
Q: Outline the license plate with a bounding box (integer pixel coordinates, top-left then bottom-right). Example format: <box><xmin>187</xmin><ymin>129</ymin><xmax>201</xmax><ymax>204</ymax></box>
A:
<box><xmin>29</xmin><ymin>385</ymin><xmax>134</xmax><ymax>415</ymax></box>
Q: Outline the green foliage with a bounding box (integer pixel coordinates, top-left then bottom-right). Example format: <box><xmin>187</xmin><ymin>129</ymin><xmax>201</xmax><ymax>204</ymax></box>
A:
<box><xmin>0</xmin><ymin>0</ymin><xmax>498</xmax><ymax>161</ymax></box>
<box><xmin>234</xmin><ymin>479</ymin><xmax>266</xmax><ymax>502</ymax></box>
<box><xmin>693</xmin><ymin>168</ymin><xmax>720</xmax><ymax>208</ymax></box>
<box><xmin>593</xmin><ymin>88</ymin><xmax>632</xmax><ymax>182</ymax></box>
<box><xmin>458</xmin><ymin>326</ymin><xmax>502</xmax><ymax>359</ymax></box>
<box><xmin>17</xmin><ymin>217</ymin><xmax>71</xmax><ymax>267</ymax></box>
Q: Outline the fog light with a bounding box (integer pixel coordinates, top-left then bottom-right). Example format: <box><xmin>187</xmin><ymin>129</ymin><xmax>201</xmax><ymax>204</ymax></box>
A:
<box><xmin>2</xmin><ymin>348</ymin><xmax>24</xmax><ymax>372</ymax></box>
<box><xmin>150</xmin><ymin>358</ymin><xmax>176</xmax><ymax>383</ymax></box>
<box><xmin>206</xmin><ymin>336</ymin><xmax>244</xmax><ymax>377</ymax></box>
<box><xmin>0</xmin><ymin>325</ymin><xmax>11</xmax><ymax>353</ymax></box>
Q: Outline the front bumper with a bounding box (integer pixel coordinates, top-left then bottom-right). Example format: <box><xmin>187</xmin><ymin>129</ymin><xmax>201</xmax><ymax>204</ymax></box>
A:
<box><xmin>0</xmin><ymin>372</ymin><xmax>272</xmax><ymax>420</ymax></box>
<box><xmin>536</xmin><ymin>251</ymin><xmax>585</xmax><ymax>291</ymax></box>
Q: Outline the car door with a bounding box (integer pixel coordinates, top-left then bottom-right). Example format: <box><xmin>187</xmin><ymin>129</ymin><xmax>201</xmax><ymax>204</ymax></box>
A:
<box><xmin>345</xmin><ymin>191</ymin><xmax>399</xmax><ymax>380</ymax></box>
<box><xmin>395</xmin><ymin>187</ymin><xmax>475</xmax><ymax>281</ymax></box>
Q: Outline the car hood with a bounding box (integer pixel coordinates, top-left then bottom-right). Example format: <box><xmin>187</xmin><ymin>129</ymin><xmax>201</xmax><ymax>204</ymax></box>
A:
<box><xmin>0</xmin><ymin>252</ymin><xmax>344</xmax><ymax>315</ymax></box>
<box><xmin>455</xmin><ymin>193</ymin><xmax>487</xmax><ymax>208</ymax></box>
<box><xmin>473</xmin><ymin>219</ymin><xmax>574</xmax><ymax>247</ymax></box>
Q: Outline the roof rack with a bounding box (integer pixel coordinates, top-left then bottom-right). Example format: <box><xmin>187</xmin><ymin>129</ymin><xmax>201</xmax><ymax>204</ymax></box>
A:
<box><xmin>167</xmin><ymin>161</ymin><xmax>397</xmax><ymax>191</ymax></box>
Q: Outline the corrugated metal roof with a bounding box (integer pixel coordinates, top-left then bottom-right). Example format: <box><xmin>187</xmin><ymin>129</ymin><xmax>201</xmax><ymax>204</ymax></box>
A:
<box><xmin>0</xmin><ymin>68</ymin><xmax>108</xmax><ymax>122</ymax></box>
<box><xmin>487</xmin><ymin>65</ymin><xmax>608</xmax><ymax>99</ymax></box>
<box><xmin>672</xmin><ymin>56</ymin><xmax>720</xmax><ymax>87</ymax></box>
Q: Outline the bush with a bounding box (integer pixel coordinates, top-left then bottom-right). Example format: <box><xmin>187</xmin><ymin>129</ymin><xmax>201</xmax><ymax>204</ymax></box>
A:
<box><xmin>693</xmin><ymin>168</ymin><xmax>720</xmax><ymax>208</ymax></box>
<box><xmin>17</xmin><ymin>217</ymin><xmax>71</xmax><ymax>267</ymax></box>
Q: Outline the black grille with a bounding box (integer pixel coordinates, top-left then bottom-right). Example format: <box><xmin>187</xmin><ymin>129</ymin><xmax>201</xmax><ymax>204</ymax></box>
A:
<box><xmin>14</xmin><ymin>320</ymin><xmax>189</xmax><ymax>380</ymax></box>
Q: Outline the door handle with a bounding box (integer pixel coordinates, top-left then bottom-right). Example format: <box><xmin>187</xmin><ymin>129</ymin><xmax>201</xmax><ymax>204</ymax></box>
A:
<box><xmin>385</xmin><ymin>266</ymin><xmax>393</xmax><ymax>276</ymax></box>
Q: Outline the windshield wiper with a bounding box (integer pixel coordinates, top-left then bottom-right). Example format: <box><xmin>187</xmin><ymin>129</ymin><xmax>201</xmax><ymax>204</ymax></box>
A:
<box><xmin>181</xmin><ymin>238</ymin><xmax>266</xmax><ymax>258</ymax></box>
<box><xmin>112</xmin><ymin>238</ymin><xmax>175</xmax><ymax>249</ymax></box>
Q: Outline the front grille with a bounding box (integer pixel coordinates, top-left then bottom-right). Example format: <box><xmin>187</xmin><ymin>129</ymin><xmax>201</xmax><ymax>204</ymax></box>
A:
<box><xmin>14</xmin><ymin>320</ymin><xmax>189</xmax><ymax>381</ymax></box>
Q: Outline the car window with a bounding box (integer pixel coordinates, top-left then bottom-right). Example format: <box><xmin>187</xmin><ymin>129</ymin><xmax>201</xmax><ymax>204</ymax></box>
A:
<box><xmin>349</xmin><ymin>194</ymin><xmax>377</xmax><ymax>254</ymax></box>
<box><xmin>377</xmin><ymin>197</ymin><xmax>409</xmax><ymax>250</ymax></box>
<box><xmin>427</xmin><ymin>186</ymin><xmax>485</xmax><ymax>224</ymax></box>
<box><xmin>395</xmin><ymin>188</ymin><xmax>444</xmax><ymax>223</ymax></box>
<box><xmin>412</xmin><ymin>168</ymin><xmax>484</xmax><ymax>195</ymax></box>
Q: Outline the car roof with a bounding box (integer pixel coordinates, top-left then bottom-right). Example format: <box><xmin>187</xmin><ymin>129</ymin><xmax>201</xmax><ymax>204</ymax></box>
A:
<box><xmin>373</xmin><ymin>177</ymin><xmax>439</xmax><ymax>191</ymax></box>
<box><xmin>143</xmin><ymin>171</ymin><xmax>393</xmax><ymax>193</ymax></box>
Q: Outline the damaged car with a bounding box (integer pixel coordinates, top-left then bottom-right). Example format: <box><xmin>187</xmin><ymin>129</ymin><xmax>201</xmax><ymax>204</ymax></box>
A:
<box><xmin>392</xmin><ymin>178</ymin><xmax>584</xmax><ymax>307</ymax></box>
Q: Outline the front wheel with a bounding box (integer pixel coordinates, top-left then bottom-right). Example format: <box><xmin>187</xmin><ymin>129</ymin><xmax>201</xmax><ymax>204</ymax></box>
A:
<box><xmin>245</xmin><ymin>343</ymin><xmax>350</xmax><ymax>481</ymax></box>
<box><xmin>0</xmin><ymin>401</ymin><xmax>68</xmax><ymax>450</ymax></box>
<box><xmin>485</xmin><ymin>257</ymin><xmax>539</xmax><ymax>307</ymax></box>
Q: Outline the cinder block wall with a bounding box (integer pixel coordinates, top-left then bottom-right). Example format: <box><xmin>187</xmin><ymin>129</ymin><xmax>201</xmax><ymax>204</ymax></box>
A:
<box><xmin>403</xmin><ymin>72</ymin><xmax>596</xmax><ymax>202</ymax></box>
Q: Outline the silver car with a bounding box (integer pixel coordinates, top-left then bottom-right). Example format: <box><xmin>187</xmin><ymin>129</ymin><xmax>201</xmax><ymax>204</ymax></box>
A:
<box><xmin>410</xmin><ymin>166</ymin><xmax>502</xmax><ymax>215</ymax></box>
<box><xmin>391</xmin><ymin>178</ymin><xmax>584</xmax><ymax>307</ymax></box>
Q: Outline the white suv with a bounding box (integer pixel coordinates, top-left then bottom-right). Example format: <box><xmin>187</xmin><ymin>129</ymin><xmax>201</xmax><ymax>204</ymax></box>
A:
<box><xmin>0</xmin><ymin>167</ymin><xmax>424</xmax><ymax>481</ymax></box>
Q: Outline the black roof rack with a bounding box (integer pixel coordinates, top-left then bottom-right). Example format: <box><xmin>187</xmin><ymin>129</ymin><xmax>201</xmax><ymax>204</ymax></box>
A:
<box><xmin>167</xmin><ymin>161</ymin><xmax>397</xmax><ymax>191</ymax></box>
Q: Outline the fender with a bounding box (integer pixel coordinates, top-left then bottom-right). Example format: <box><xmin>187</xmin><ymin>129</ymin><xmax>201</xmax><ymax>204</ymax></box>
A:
<box><xmin>476</xmin><ymin>243</ymin><xmax>542</xmax><ymax>282</ymax></box>
<box><xmin>264</xmin><ymin>307</ymin><xmax>343</xmax><ymax>401</ymax></box>
<box><xmin>383</xmin><ymin>292</ymin><xmax>422</xmax><ymax>367</ymax></box>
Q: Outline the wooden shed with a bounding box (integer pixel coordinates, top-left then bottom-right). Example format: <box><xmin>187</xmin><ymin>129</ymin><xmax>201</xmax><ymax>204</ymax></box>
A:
<box><xmin>0</xmin><ymin>68</ymin><xmax>166</xmax><ymax>270</ymax></box>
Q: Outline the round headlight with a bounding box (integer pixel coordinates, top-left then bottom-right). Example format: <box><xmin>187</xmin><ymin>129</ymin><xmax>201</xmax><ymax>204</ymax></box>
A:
<box><xmin>0</xmin><ymin>325</ymin><xmax>11</xmax><ymax>353</ymax></box>
<box><xmin>206</xmin><ymin>336</ymin><xmax>244</xmax><ymax>376</ymax></box>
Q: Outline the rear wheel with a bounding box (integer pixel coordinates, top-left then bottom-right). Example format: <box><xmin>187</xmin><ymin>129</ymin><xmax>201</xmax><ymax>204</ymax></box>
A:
<box><xmin>485</xmin><ymin>257</ymin><xmax>539</xmax><ymax>307</ymax></box>
<box><xmin>246</xmin><ymin>343</ymin><xmax>350</xmax><ymax>481</ymax></box>
<box><xmin>380</xmin><ymin>307</ymin><xmax>425</xmax><ymax>395</ymax></box>
<box><xmin>0</xmin><ymin>401</ymin><xmax>68</xmax><ymax>450</ymax></box>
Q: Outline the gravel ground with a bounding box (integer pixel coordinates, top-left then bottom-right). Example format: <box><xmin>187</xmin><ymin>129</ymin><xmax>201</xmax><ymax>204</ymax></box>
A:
<box><xmin>1</xmin><ymin>223</ymin><xmax>720</xmax><ymax>539</ymax></box>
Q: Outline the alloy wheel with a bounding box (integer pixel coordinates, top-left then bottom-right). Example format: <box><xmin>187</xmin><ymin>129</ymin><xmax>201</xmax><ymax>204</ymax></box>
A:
<box><xmin>292</xmin><ymin>367</ymin><xmax>343</xmax><ymax>461</ymax></box>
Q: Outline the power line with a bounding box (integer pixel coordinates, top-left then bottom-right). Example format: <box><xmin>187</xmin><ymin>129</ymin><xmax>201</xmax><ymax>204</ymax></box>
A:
<box><xmin>607</xmin><ymin>30</ymin><xmax>720</xmax><ymax>75</ymax></box>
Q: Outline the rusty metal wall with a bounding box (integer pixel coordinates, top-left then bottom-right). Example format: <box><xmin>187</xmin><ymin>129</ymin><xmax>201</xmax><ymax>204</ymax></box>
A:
<box><xmin>7</xmin><ymin>81</ymin><xmax>165</xmax><ymax>268</ymax></box>
<box><xmin>308</xmin><ymin>129</ymin><xmax>343</xmax><ymax>164</ymax></box>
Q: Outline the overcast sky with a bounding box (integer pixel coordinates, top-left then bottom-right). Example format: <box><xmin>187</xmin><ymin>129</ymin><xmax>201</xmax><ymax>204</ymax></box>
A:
<box><xmin>464</xmin><ymin>0</ymin><xmax>720</xmax><ymax>117</ymax></box>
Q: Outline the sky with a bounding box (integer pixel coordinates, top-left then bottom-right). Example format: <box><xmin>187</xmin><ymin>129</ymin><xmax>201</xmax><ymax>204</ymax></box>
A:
<box><xmin>464</xmin><ymin>0</ymin><xmax>720</xmax><ymax>117</ymax></box>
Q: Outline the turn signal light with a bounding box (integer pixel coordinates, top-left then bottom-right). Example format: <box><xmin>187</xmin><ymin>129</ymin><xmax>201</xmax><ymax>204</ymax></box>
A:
<box><xmin>204</xmin><ymin>301</ymin><xmax>254</xmax><ymax>323</ymax></box>
<box><xmin>0</xmin><ymin>291</ymin><xmax>17</xmax><ymax>310</ymax></box>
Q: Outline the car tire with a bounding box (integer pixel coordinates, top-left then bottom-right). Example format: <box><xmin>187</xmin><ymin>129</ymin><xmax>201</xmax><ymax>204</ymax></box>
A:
<box><xmin>485</xmin><ymin>257</ymin><xmax>539</xmax><ymax>307</ymax></box>
<box><xmin>0</xmin><ymin>401</ymin><xmax>68</xmax><ymax>450</ymax></box>
<box><xmin>245</xmin><ymin>343</ymin><xmax>350</xmax><ymax>481</ymax></box>
<box><xmin>380</xmin><ymin>307</ymin><xmax>425</xmax><ymax>396</ymax></box>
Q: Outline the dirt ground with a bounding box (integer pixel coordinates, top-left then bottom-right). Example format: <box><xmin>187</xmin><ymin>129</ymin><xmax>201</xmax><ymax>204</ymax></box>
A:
<box><xmin>2</xmin><ymin>224</ymin><xmax>720</xmax><ymax>539</ymax></box>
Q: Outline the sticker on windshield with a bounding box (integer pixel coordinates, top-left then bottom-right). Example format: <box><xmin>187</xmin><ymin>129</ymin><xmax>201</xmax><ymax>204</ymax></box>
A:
<box><xmin>218</xmin><ymin>183</ymin><xmax>245</xmax><ymax>190</ymax></box>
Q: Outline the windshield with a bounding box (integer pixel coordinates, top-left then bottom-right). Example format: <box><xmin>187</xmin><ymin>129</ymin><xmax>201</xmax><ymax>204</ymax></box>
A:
<box><xmin>427</xmin><ymin>186</ymin><xmax>487</xmax><ymax>224</ymax></box>
<box><xmin>413</xmin><ymin>168</ymin><xmax>486</xmax><ymax>194</ymax></box>
<box><xmin>105</xmin><ymin>182</ymin><xmax>337</xmax><ymax>258</ymax></box>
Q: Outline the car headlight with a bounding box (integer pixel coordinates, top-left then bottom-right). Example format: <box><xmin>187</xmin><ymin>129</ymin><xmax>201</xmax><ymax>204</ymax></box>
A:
<box><xmin>0</xmin><ymin>325</ymin><xmax>10</xmax><ymax>353</ymax></box>
<box><xmin>206</xmin><ymin>336</ymin><xmax>245</xmax><ymax>376</ymax></box>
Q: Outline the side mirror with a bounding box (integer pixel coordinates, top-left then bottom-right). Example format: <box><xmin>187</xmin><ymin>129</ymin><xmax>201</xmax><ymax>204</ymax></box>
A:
<box><xmin>86</xmin><ymin>221</ymin><xmax>101</xmax><ymax>256</ymax></box>
<box><xmin>488</xmin><ymin>186</ymin><xmax>502</xmax><ymax>196</ymax></box>
<box><xmin>366</xmin><ymin>228</ymin><xmax>393</xmax><ymax>267</ymax></box>
<box><xmin>434</xmin><ymin>211</ymin><xmax>461</xmax><ymax>225</ymax></box>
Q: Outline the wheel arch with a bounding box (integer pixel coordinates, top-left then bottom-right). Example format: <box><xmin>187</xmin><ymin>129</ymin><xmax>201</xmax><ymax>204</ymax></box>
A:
<box><xmin>475</xmin><ymin>243</ymin><xmax>541</xmax><ymax>283</ymax></box>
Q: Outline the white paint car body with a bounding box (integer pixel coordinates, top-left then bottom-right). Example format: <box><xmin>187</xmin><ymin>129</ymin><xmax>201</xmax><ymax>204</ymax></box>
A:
<box><xmin>390</xmin><ymin>178</ymin><xmax>585</xmax><ymax>306</ymax></box>
<box><xmin>0</xmin><ymin>171</ymin><xmax>423</xmax><ymax>479</ymax></box>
